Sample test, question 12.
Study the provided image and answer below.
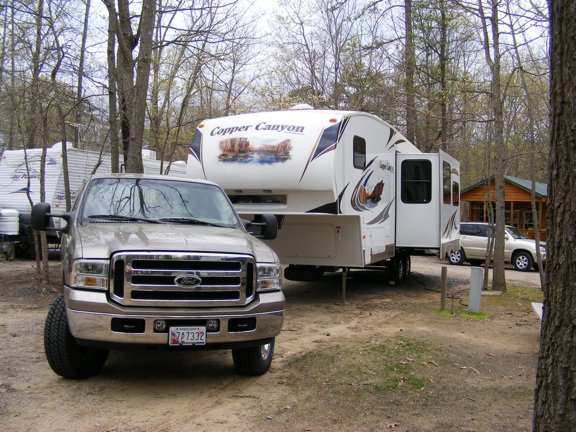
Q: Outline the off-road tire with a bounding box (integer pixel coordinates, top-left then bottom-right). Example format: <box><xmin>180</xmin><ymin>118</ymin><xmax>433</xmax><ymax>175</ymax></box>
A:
<box><xmin>44</xmin><ymin>294</ymin><xmax>109</xmax><ymax>379</ymax></box>
<box><xmin>513</xmin><ymin>251</ymin><xmax>533</xmax><ymax>272</ymax></box>
<box><xmin>232</xmin><ymin>339</ymin><xmax>275</xmax><ymax>376</ymax></box>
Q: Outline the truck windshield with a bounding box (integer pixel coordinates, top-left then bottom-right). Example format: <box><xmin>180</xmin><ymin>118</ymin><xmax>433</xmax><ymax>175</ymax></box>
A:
<box><xmin>81</xmin><ymin>178</ymin><xmax>241</xmax><ymax>228</ymax></box>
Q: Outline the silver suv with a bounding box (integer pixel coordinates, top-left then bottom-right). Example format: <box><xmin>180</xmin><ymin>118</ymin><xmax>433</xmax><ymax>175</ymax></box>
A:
<box><xmin>448</xmin><ymin>222</ymin><xmax>546</xmax><ymax>271</ymax></box>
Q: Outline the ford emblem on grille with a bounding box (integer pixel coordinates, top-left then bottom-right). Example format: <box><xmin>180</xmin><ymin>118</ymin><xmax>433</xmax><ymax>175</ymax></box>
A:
<box><xmin>174</xmin><ymin>274</ymin><xmax>202</xmax><ymax>287</ymax></box>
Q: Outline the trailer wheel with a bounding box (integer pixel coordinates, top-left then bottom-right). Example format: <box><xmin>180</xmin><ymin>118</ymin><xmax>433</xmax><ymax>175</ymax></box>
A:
<box><xmin>44</xmin><ymin>294</ymin><xmax>109</xmax><ymax>379</ymax></box>
<box><xmin>402</xmin><ymin>255</ymin><xmax>411</xmax><ymax>280</ymax></box>
<box><xmin>392</xmin><ymin>256</ymin><xmax>405</xmax><ymax>285</ymax></box>
<box><xmin>232</xmin><ymin>339</ymin><xmax>275</xmax><ymax>376</ymax></box>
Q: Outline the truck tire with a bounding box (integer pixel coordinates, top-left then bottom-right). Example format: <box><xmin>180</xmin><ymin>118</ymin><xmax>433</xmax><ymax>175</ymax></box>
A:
<box><xmin>513</xmin><ymin>251</ymin><xmax>533</xmax><ymax>272</ymax></box>
<box><xmin>44</xmin><ymin>294</ymin><xmax>109</xmax><ymax>379</ymax></box>
<box><xmin>232</xmin><ymin>339</ymin><xmax>275</xmax><ymax>376</ymax></box>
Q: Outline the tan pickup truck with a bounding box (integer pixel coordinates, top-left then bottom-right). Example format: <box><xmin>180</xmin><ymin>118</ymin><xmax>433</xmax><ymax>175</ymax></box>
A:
<box><xmin>32</xmin><ymin>174</ymin><xmax>284</xmax><ymax>379</ymax></box>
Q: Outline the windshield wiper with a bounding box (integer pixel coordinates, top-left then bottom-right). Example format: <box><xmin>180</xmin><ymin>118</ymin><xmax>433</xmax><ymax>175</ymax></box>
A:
<box><xmin>87</xmin><ymin>214</ymin><xmax>161</xmax><ymax>224</ymax></box>
<box><xmin>158</xmin><ymin>217</ymin><xmax>232</xmax><ymax>228</ymax></box>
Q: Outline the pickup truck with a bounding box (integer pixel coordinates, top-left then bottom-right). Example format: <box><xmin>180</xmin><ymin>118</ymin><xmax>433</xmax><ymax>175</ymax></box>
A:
<box><xmin>32</xmin><ymin>174</ymin><xmax>284</xmax><ymax>379</ymax></box>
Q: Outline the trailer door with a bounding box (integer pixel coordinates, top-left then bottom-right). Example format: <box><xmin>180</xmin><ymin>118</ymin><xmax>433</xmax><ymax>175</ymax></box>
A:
<box><xmin>396</xmin><ymin>154</ymin><xmax>440</xmax><ymax>248</ymax></box>
<box><xmin>439</xmin><ymin>150</ymin><xmax>460</xmax><ymax>257</ymax></box>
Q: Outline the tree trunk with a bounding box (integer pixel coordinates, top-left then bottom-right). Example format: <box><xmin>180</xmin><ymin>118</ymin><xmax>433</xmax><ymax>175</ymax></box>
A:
<box><xmin>404</xmin><ymin>0</ymin><xmax>416</xmax><ymax>144</ymax></box>
<box><xmin>478</xmin><ymin>0</ymin><xmax>506</xmax><ymax>292</ymax></box>
<box><xmin>533</xmin><ymin>0</ymin><xmax>576</xmax><ymax>429</ymax></box>
<box><xmin>438</xmin><ymin>0</ymin><xmax>448</xmax><ymax>151</ymax></box>
<box><xmin>74</xmin><ymin>0</ymin><xmax>91</xmax><ymax>149</ymax></box>
<box><xmin>104</xmin><ymin>0</ymin><xmax>120</xmax><ymax>173</ymax></box>
<box><xmin>127</xmin><ymin>0</ymin><xmax>156</xmax><ymax>173</ymax></box>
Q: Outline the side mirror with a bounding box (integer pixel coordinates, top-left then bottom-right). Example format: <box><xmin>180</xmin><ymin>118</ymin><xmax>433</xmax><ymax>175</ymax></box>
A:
<box><xmin>31</xmin><ymin>202</ymin><xmax>72</xmax><ymax>234</ymax></box>
<box><xmin>244</xmin><ymin>214</ymin><xmax>278</xmax><ymax>240</ymax></box>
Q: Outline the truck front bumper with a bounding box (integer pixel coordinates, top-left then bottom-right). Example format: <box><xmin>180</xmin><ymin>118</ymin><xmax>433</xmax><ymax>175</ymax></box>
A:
<box><xmin>64</xmin><ymin>287</ymin><xmax>285</xmax><ymax>347</ymax></box>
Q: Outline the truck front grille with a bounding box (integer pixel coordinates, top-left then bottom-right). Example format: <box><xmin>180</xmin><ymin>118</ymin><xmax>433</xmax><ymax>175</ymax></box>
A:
<box><xmin>110</xmin><ymin>252</ymin><xmax>255</xmax><ymax>307</ymax></box>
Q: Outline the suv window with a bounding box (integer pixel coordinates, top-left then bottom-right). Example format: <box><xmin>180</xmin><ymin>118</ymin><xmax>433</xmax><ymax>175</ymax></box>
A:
<box><xmin>461</xmin><ymin>224</ymin><xmax>490</xmax><ymax>237</ymax></box>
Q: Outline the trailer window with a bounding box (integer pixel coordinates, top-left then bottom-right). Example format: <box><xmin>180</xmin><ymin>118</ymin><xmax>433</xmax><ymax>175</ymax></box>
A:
<box><xmin>443</xmin><ymin>161</ymin><xmax>451</xmax><ymax>204</ymax></box>
<box><xmin>442</xmin><ymin>161</ymin><xmax>460</xmax><ymax>207</ymax></box>
<box><xmin>353</xmin><ymin>136</ymin><xmax>366</xmax><ymax>169</ymax></box>
<box><xmin>401</xmin><ymin>160</ymin><xmax>432</xmax><ymax>204</ymax></box>
<box><xmin>452</xmin><ymin>181</ymin><xmax>460</xmax><ymax>206</ymax></box>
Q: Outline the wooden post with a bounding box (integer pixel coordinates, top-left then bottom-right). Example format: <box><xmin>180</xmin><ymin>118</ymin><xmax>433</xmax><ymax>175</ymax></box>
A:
<box><xmin>440</xmin><ymin>266</ymin><xmax>448</xmax><ymax>311</ymax></box>
<box><xmin>341</xmin><ymin>268</ymin><xmax>348</xmax><ymax>305</ymax></box>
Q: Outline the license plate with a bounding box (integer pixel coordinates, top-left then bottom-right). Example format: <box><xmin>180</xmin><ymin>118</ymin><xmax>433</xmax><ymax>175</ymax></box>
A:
<box><xmin>169</xmin><ymin>326</ymin><xmax>206</xmax><ymax>346</ymax></box>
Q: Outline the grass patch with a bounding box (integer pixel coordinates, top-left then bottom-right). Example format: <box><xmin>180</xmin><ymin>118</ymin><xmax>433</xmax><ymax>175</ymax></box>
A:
<box><xmin>482</xmin><ymin>285</ymin><xmax>543</xmax><ymax>308</ymax></box>
<box><xmin>288</xmin><ymin>337</ymin><xmax>437</xmax><ymax>397</ymax></box>
<box><xmin>277</xmin><ymin>337</ymin><xmax>448</xmax><ymax>430</ymax></box>
<box><xmin>505</xmin><ymin>286</ymin><xmax>544</xmax><ymax>302</ymax></box>
<box><xmin>458</xmin><ymin>310</ymin><xmax>489</xmax><ymax>319</ymax></box>
<box><xmin>436</xmin><ymin>309</ymin><xmax>489</xmax><ymax>319</ymax></box>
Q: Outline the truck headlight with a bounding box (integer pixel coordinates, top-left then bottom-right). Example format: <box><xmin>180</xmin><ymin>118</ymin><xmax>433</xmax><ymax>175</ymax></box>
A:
<box><xmin>256</xmin><ymin>263</ymin><xmax>281</xmax><ymax>292</ymax></box>
<box><xmin>70</xmin><ymin>260</ymin><xmax>109</xmax><ymax>290</ymax></box>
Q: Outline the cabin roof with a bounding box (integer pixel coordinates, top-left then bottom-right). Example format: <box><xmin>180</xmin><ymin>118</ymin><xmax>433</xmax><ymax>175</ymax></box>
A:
<box><xmin>462</xmin><ymin>175</ymin><xmax>548</xmax><ymax>198</ymax></box>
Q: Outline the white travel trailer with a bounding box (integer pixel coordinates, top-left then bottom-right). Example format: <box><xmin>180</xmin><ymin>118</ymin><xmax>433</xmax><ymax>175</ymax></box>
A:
<box><xmin>186</xmin><ymin>109</ymin><xmax>460</xmax><ymax>283</ymax></box>
<box><xmin>0</xmin><ymin>144</ymin><xmax>186</xmax><ymax>255</ymax></box>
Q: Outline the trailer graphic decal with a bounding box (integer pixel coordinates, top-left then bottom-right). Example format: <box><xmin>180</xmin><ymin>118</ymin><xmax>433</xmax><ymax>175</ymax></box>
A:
<box><xmin>442</xmin><ymin>209</ymin><xmax>459</xmax><ymax>239</ymax></box>
<box><xmin>367</xmin><ymin>199</ymin><xmax>394</xmax><ymax>225</ymax></box>
<box><xmin>351</xmin><ymin>170</ymin><xmax>384</xmax><ymax>211</ymax></box>
<box><xmin>9</xmin><ymin>156</ymin><xmax>59</xmax><ymax>180</ymax></box>
<box><xmin>217</xmin><ymin>137</ymin><xmax>292</xmax><ymax>164</ymax></box>
<box><xmin>300</xmin><ymin>118</ymin><xmax>348</xmax><ymax>182</ymax></box>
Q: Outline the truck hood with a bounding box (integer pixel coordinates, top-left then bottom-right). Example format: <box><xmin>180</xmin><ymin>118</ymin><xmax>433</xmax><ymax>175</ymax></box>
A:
<box><xmin>74</xmin><ymin>223</ymin><xmax>277</xmax><ymax>262</ymax></box>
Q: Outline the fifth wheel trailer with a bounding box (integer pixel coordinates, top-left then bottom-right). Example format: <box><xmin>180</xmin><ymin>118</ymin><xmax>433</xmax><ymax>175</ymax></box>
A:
<box><xmin>186</xmin><ymin>109</ymin><xmax>460</xmax><ymax>283</ymax></box>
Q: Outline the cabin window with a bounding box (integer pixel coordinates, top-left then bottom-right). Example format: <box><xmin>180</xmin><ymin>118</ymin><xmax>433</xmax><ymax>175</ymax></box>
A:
<box><xmin>401</xmin><ymin>160</ymin><xmax>432</xmax><ymax>204</ymax></box>
<box><xmin>353</xmin><ymin>136</ymin><xmax>366</xmax><ymax>169</ymax></box>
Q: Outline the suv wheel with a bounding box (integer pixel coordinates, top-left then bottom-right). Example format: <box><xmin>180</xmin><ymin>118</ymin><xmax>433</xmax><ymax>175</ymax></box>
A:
<box><xmin>448</xmin><ymin>248</ymin><xmax>465</xmax><ymax>265</ymax></box>
<box><xmin>513</xmin><ymin>251</ymin><xmax>533</xmax><ymax>272</ymax></box>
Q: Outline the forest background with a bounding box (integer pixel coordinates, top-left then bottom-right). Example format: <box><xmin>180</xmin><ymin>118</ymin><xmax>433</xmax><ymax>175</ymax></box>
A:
<box><xmin>0</xmin><ymin>0</ymin><xmax>550</xmax><ymax>188</ymax></box>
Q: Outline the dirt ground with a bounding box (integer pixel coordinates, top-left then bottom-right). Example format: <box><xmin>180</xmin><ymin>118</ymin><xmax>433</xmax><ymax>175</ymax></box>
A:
<box><xmin>0</xmin><ymin>255</ymin><xmax>542</xmax><ymax>432</ymax></box>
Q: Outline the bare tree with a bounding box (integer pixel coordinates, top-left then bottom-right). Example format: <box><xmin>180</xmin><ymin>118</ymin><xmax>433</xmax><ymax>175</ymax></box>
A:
<box><xmin>475</xmin><ymin>0</ymin><xmax>506</xmax><ymax>291</ymax></box>
<box><xmin>102</xmin><ymin>0</ymin><xmax>156</xmax><ymax>173</ymax></box>
<box><xmin>404</xmin><ymin>0</ymin><xmax>416</xmax><ymax>143</ymax></box>
<box><xmin>506</xmin><ymin>2</ymin><xmax>546</xmax><ymax>287</ymax></box>
<box><xmin>73</xmin><ymin>0</ymin><xmax>91</xmax><ymax>149</ymax></box>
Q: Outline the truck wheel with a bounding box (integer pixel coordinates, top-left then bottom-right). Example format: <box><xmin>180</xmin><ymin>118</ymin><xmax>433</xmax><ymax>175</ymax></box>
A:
<box><xmin>513</xmin><ymin>252</ymin><xmax>533</xmax><ymax>272</ymax></box>
<box><xmin>232</xmin><ymin>339</ymin><xmax>275</xmax><ymax>376</ymax></box>
<box><xmin>44</xmin><ymin>294</ymin><xmax>109</xmax><ymax>379</ymax></box>
<box><xmin>448</xmin><ymin>248</ymin><xmax>465</xmax><ymax>265</ymax></box>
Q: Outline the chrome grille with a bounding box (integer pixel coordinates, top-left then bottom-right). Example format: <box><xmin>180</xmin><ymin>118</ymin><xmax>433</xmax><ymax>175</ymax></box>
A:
<box><xmin>110</xmin><ymin>252</ymin><xmax>255</xmax><ymax>307</ymax></box>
